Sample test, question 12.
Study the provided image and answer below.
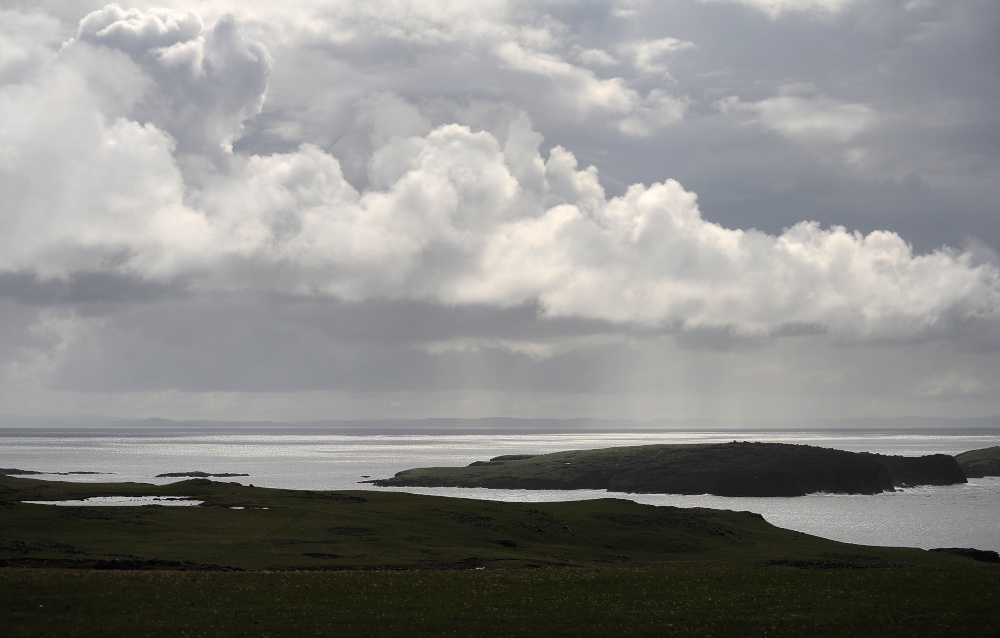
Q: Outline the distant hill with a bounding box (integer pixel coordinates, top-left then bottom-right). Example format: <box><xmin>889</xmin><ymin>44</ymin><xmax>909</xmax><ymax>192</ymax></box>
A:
<box><xmin>3</xmin><ymin>414</ymin><xmax>1000</xmax><ymax>433</ymax></box>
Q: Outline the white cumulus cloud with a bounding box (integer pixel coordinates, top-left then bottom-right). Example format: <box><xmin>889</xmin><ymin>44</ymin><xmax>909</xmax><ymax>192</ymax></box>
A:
<box><xmin>68</xmin><ymin>3</ymin><xmax>272</xmax><ymax>158</ymax></box>
<box><xmin>2</xmin><ymin>4</ymin><xmax>999</xmax><ymax>349</ymax></box>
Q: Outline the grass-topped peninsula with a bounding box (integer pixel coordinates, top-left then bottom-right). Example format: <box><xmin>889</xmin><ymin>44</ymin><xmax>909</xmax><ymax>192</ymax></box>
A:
<box><xmin>2</xmin><ymin>475</ymin><xmax>999</xmax><ymax>636</ymax></box>
<box><xmin>373</xmin><ymin>441</ymin><xmax>967</xmax><ymax>496</ymax></box>
<box><xmin>955</xmin><ymin>446</ymin><xmax>1000</xmax><ymax>478</ymax></box>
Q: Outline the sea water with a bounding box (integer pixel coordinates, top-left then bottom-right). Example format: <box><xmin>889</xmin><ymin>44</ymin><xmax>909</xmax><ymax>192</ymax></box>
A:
<box><xmin>2</xmin><ymin>428</ymin><xmax>998</xmax><ymax>552</ymax></box>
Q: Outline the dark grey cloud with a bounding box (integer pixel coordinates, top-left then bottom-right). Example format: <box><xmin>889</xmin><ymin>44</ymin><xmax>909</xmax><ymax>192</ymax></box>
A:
<box><xmin>0</xmin><ymin>271</ymin><xmax>181</xmax><ymax>306</ymax></box>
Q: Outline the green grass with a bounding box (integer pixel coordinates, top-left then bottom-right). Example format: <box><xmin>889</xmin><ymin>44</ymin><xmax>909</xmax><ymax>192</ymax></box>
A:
<box><xmin>3</xmin><ymin>566</ymin><xmax>999</xmax><ymax>637</ymax></box>
<box><xmin>2</xmin><ymin>475</ymin><xmax>998</xmax><ymax>636</ymax></box>
<box><xmin>0</xmin><ymin>475</ymin><xmax>972</xmax><ymax>570</ymax></box>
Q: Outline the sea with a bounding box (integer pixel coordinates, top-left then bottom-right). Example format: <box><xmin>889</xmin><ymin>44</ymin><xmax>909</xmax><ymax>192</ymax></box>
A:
<box><xmin>2</xmin><ymin>427</ymin><xmax>998</xmax><ymax>553</ymax></box>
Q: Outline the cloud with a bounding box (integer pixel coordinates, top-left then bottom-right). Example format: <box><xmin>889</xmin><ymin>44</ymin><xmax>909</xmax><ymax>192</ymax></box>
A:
<box><xmin>68</xmin><ymin>3</ymin><xmax>272</xmax><ymax>158</ymax></box>
<box><xmin>622</xmin><ymin>37</ymin><xmax>695</xmax><ymax>76</ymax></box>
<box><xmin>4</xmin><ymin>309</ymin><xmax>103</xmax><ymax>391</ymax></box>
<box><xmin>616</xmin><ymin>90</ymin><xmax>689</xmax><ymax>137</ymax></box>
<box><xmin>419</xmin><ymin>335</ymin><xmax>604</xmax><ymax>361</ymax></box>
<box><xmin>0</xmin><ymin>271</ymin><xmax>178</xmax><ymax>305</ymax></box>
<box><xmin>697</xmin><ymin>0</ymin><xmax>859</xmax><ymax>19</ymax></box>
<box><xmin>3</xmin><ymin>3</ymin><xmax>1000</xmax><ymax>355</ymax></box>
<box><xmin>0</xmin><ymin>66</ymin><xmax>205</xmax><ymax>279</ymax></box>
<box><xmin>493</xmin><ymin>41</ymin><xmax>636</xmax><ymax>119</ymax></box>
<box><xmin>574</xmin><ymin>47</ymin><xmax>617</xmax><ymax>68</ymax></box>
<box><xmin>919</xmin><ymin>370</ymin><xmax>985</xmax><ymax>399</ymax></box>
<box><xmin>489</xmin><ymin>41</ymin><xmax>689</xmax><ymax>135</ymax></box>
<box><xmin>0</xmin><ymin>9</ymin><xmax>68</xmax><ymax>84</ymax></box>
<box><xmin>717</xmin><ymin>88</ymin><xmax>875</xmax><ymax>144</ymax></box>
<box><xmin>1</xmin><ymin>1</ymin><xmax>998</xmax><ymax>421</ymax></box>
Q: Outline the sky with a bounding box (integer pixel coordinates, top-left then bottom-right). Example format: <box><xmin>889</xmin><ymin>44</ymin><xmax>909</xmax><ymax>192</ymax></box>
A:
<box><xmin>1</xmin><ymin>0</ymin><xmax>999</xmax><ymax>424</ymax></box>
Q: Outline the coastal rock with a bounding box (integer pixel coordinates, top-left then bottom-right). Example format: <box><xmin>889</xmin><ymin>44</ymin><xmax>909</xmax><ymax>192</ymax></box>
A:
<box><xmin>860</xmin><ymin>452</ymin><xmax>968</xmax><ymax>487</ymax></box>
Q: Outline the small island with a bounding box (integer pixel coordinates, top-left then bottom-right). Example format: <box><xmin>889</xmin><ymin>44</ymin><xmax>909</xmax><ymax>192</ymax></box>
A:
<box><xmin>372</xmin><ymin>442</ymin><xmax>967</xmax><ymax>496</ymax></box>
<box><xmin>154</xmin><ymin>471</ymin><xmax>251</xmax><ymax>478</ymax></box>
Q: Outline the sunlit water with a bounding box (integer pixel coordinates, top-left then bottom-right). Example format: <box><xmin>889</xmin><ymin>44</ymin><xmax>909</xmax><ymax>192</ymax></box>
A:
<box><xmin>2</xmin><ymin>428</ymin><xmax>998</xmax><ymax>552</ymax></box>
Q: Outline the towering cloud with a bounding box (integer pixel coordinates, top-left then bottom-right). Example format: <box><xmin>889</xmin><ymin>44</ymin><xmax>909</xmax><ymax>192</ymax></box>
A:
<box><xmin>70</xmin><ymin>4</ymin><xmax>271</xmax><ymax>158</ymax></box>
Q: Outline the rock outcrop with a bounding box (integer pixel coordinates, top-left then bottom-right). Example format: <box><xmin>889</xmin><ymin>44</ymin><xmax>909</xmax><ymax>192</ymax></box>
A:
<box><xmin>860</xmin><ymin>452</ymin><xmax>968</xmax><ymax>487</ymax></box>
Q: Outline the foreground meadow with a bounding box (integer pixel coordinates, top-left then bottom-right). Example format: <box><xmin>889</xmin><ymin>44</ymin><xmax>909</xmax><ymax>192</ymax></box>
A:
<box><xmin>1</xmin><ymin>475</ymin><xmax>998</xmax><ymax>636</ymax></box>
<box><xmin>3</xmin><ymin>566</ymin><xmax>999</xmax><ymax>637</ymax></box>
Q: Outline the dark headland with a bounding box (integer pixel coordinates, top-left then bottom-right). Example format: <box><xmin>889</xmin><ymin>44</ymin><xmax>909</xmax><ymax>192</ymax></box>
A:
<box><xmin>372</xmin><ymin>441</ymin><xmax>968</xmax><ymax>496</ymax></box>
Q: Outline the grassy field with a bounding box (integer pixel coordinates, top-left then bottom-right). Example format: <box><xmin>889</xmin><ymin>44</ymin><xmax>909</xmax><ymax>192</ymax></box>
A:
<box><xmin>5</xmin><ymin>474</ymin><xmax>959</xmax><ymax>570</ymax></box>
<box><xmin>4</xmin><ymin>566</ymin><xmax>999</xmax><ymax>636</ymax></box>
<box><xmin>2</xmin><ymin>475</ymin><xmax>998</xmax><ymax>636</ymax></box>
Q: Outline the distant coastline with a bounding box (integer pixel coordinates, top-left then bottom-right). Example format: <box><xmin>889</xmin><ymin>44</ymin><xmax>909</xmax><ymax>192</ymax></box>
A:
<box><xmin>3</xmin><ymin>414</ymin><xmax>1000</xmax><ymax>437</ymax></box>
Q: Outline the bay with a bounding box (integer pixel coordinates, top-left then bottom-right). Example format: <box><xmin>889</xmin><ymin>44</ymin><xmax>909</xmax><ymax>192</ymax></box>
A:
<box><xmin>2</xmin><ymin>427</ymin><xmax>998</xmax><ymax>553</ymax></box>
